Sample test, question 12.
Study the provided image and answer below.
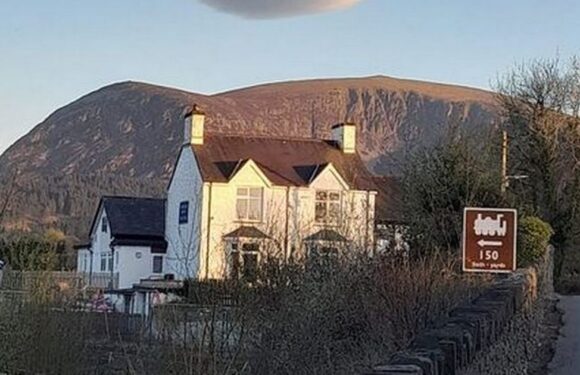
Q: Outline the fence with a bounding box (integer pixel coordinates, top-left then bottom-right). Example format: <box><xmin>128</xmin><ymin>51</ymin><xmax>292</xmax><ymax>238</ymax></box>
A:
<box><xmin>0</xmin><ymin>271</ymin><xmax>119</xmax><ymax>291</ymax></box>
<box><xmin>0</xmin><ymin>271</ymin><xmax>82</xmax><ymax>291</ymax></box>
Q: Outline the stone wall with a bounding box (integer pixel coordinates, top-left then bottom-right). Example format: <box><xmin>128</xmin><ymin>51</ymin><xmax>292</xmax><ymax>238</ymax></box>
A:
<box><xmin>364</xmin><ymin>247</ymin><xmax>554</xmax><ymax>375</ymax></box>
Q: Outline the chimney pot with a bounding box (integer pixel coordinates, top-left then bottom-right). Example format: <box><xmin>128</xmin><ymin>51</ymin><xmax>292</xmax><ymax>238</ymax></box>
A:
<box><xmin>331</xmin><ymin>123</ymin><xmax>356</xmax><ymax>154</ymax></box>
<box><xmin>184</xmin><ymin>104</ymin><xmax>205</xmax><ymax>146</ymax></box>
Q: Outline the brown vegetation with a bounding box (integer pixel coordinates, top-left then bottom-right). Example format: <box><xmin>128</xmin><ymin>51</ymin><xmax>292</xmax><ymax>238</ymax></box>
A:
<box><xmin>0</xmin><ymin>253</ymin><xmax>489</xmax><ymax>375</ymax></box>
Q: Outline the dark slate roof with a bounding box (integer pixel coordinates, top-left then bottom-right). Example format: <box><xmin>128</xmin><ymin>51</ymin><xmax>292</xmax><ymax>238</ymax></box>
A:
<box><xmin>111</xmin><ymin>235</ymin><xmax>168</xmax><ymax>252</ymax></box>
<box><xmin>223</xmin><ymin>226</ymin><xmax>270</xmax><ymax>239</ymax></box>
<box><xmin>191</xmin><ymin>135</ymin><xmax>376</xmax><ymax>190</ymax></box>
<box><xmin>87</xmin><ymin>197</ymin><xmax>167</xmax><ymax>249</ymax></box>
<box><xmin>372</xmin><ymin>176</ymin><xmax>405</xmax><ymax>224</ymax></box>
<box><xmin>304</xmin><ymin>229</ymin><xmax>348</xmax><ymax>242</ymax></box>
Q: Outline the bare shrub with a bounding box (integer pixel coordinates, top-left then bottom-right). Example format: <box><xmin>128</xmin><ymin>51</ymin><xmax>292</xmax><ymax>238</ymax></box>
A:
<box><xmin>129</xmin><ymin>252</ymin><xmax>490</xmax><ymax>375</ymax></box>
<box><xmin>495</xmin><ymin>55</ymin><xmax>580</xmax><ymax>283</ymax></box>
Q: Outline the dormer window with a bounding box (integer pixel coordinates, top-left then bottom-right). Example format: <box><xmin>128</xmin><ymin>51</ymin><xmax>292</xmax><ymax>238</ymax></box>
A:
<box><xmin>101</xmin><ymin>217</ymin><xmax>108</xmax><ymax>233</ymax></box>
<box><xmin>236</xmin><ymin>187</ymin><xmax>263</xmax><ymax>222</ymax></box>
<box><xmin>315</xmin><ymin>190</ymin><xmax>341</xmax><ymax>225</ymax></box>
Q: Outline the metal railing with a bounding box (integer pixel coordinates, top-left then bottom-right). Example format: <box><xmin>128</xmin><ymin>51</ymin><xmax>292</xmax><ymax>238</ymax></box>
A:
<box><xmin>79</xmin><ymin>272</ymin><xmax>119</xmax><ymax>289</ymax></box>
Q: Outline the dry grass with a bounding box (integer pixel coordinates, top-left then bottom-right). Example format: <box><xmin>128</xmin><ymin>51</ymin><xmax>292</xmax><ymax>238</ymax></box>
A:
<box><xmin>0</xmin><ymin>253</ymin><xmax>490</xmax><ymax>375</ymax></box>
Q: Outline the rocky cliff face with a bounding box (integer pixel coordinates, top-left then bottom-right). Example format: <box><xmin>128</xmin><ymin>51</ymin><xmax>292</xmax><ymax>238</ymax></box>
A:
<box><xmin>0</xmin><ymin>76</ymin><xmax>498</xmax><ymax>237</ymax></box>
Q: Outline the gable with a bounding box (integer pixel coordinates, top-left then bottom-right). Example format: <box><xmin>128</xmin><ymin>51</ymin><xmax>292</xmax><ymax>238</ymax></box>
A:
<box><xmin>88</xmin><ymin>201</ymin><xmax>107</xmax><ymax>240</ymax></box>
<box><xmin>168</xmin><ymin>145</ymin><xmax>202</xmax><ymax>193</ymax></box>
<box><xmin>309</xmin><ymin>164</ymin><xmax>349</xmax><ymax>191</ymax></box>
<box><xmin>229</xmin><ymin>159</ymin><xmax>272</xmax><ymax>187</ymax></box>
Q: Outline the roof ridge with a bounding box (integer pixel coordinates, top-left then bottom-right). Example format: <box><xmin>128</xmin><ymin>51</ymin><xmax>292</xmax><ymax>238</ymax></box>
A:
<box><xmin>102</xmin><ymin>195</ymin><xmax>166</xmax><ymax>201</ymax></box>
<box><xmin>204</xmin><ymin>132</ymin><xmax>332</xmax><ymax>144</ymax></box>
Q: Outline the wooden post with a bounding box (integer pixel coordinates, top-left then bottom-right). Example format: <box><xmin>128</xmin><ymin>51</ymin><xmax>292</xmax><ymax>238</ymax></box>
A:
<box><xmin>501</xmin><ymin>130</ymin><xmax>508</xmax><ymax>195</ymax></box>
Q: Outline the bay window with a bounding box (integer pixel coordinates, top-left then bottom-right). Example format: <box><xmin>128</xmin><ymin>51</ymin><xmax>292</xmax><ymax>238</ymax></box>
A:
<box><xmin>315</xmin><ymin>190</ymin><xmax>341</xmax><ymax>225</ymax></box>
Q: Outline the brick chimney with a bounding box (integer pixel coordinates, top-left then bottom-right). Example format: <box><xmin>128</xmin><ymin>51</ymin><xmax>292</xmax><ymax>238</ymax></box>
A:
<box><xmin>184</xmin><ymin>104</ymin><xmax>205</xmax><ymax>146</ymax></box>
<box><xmin>331</xmin><ymin>123</ymin><xmax>356</xmax><ymax>154</ymax></box>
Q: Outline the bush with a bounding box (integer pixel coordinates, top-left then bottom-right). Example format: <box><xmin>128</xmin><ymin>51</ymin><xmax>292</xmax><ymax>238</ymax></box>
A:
<box><xmin>518</xmin><ymin>216</ymin><xmax>553</xmax><ymax>267</ymax></box>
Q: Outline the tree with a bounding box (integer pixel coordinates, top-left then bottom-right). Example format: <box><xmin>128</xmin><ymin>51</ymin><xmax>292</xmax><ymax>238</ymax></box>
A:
<box><xmin>495</xmin><ymin>55</ymin><xmax>580</xmax><ymax>279</ymax></box>
<box><xmin>401</xmin><ymin>124</ymin><xmax>503</xmax><ymax>253</ymax></box>
<box><xmin>0</xmin><ymin>170</ymin><xmax>19</xmax><ymax>231</ymax></box>
<box><xmin>0</xmin><ymin>235</ymin><xmax>59</xmax><ymax>271</ymax></box>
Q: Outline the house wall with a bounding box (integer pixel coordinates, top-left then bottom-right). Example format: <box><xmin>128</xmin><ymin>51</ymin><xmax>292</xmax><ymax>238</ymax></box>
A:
<box><xmin>166</xmin><ymin>146</ymin><xmax>204</xmax><ymax>280</ymax></box>
<box><xmin>288</xmin><ymin>170</ymin><xmax>375</xmax><ymax>256</ymax></box>
<box><xmin>115</xmin><ymin>245</ymin><xmax>161</xmax><ymax>289</ymax></box>
<box><xmin>196</xmin><ymin>162</ymin><xmax>376</xmax><ymax>279</ymax></box>
<box><xmin>76</xmin><ymin>248</ymin><xmax>91</xmax><ymax>273</ymax></box>
<box><xmin>75</xmin><ymin>208</ymin><xmax>113</xmax><ymax>275</ymax></box>
<box><xmin>199</xmin><ymin>164</ymin><xmax>288</xmax><ymax>279</ymax></box>
<box><xmin>92</xmin><ymin>208</ymin><xmax>112</xmax><ymax>266</ymax></box>
<box><xmin>165</xmin><ymin>144</ymin><xmax>377</xmax><ymax>281</ymax></box>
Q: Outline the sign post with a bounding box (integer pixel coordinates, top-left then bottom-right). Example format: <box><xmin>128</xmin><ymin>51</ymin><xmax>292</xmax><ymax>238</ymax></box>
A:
<box><xmin>462</xmin><ymin>207</ymin><xmax>517</xmax><ymax>273</ymax></box>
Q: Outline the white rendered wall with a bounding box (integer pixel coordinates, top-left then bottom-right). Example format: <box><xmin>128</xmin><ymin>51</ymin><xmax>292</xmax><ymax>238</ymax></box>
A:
<box><xmin>76</xmin><ymin>249</ymin><xmax>91</xmax><ymax>273</ymax></box>
<box><xmin>166</xmin><ymin>147</ymin><xmax>204</xmax><ymax>280</ymax></box>
<box><xmin>200</xmin><ymin>163</ymin><xmax>288</xmax><ymax>279</ymax></box>
<box><xmin>198</xmin><ymin>162</ymin><xmax>376</xmax><ymax>279</ymax></box>
<box><xmin>89</xmin><ymin>208</ymin><xmax>112</xmax><ymax>273</ymax></box>
<box><xmin>116</xmin><ymin>245</ymin><xmax>160</xmax><ymax>289</ymax></box>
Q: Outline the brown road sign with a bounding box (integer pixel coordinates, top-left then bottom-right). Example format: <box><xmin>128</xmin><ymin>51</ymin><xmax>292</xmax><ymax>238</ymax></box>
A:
<box><xmin>462</xmin><ymin>207</ymin><xmax>517</xmax><ymax>273</ymax></box>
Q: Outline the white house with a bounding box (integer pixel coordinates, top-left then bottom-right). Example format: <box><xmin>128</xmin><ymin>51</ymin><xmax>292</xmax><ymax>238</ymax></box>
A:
<box><xmin>77</xmin><ymin>105</ymin><xmax>403</xmax><ymax>312</ymax></box>
<box><xmin>75</xmin><ymin>196</ymin><xmax>173</xmax><ymax>314</ymax></box>
<box><xmin>165</xmin><ymin>107</ymin><xmax>379</xmax><ymax>280</ymax></box>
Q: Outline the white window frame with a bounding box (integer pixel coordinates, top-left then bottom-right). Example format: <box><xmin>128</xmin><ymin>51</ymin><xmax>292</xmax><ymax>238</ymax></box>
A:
<box><xmin>82</xmin><ymin>253</ymin><xmax>89</xmax><ymax>272</ymax></box>
<box><xmin>236</xmin><ymin>187</ymin><xmax>263</xmax><ymax>223</ymax></box>
<box><xmin>100</xmin><ymin>251</ymin><xmax>113</xmax><ymax>272</ymax></box>
<box><xmin>101</xmin><ymin>217</ymin><xmax>108</xmax><ymax>233</ymax></box>
<box><xmin>315</xmin><ymin>190</ymin><xmax>342</xmax><ymax>226</ymax></box>
<box><xmin>152</xmin><ymin>255</ymin><xmax>164</xmax><ymax>274</ymax></box>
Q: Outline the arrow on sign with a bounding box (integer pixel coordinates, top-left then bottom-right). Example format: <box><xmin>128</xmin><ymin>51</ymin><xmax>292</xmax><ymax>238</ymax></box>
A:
<box><xmin>477</xmin><ymin>239</ymin><xmax>503</xmax><ymax>247</ymax></box>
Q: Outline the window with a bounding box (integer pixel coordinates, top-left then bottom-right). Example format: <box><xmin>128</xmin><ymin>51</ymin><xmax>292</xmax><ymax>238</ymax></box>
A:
<box><xmin>153</xmin><ymin>256</ymin><xmax>164</xmax><ymax>274</ymax></box>
<box><xmin>100</xmin><ymin>251</ymin><xmax>113</xmax><ymax>272</ymax></box>
<box><xmin>229</xmin><ymin>242</ymin><xmax>259</xmax><ymax>282</ymax></box>
<box><xmin>315</xmin><ymin>191</ymin><xmax>341</xmax><ymax>225</ymax></box>
<box><xmin>179</xmin><ymin>201</ymin><xmax>189</xmax><ymax>224</ymax></box>
<box><xmin>236</xmin><ymin>187</ymin><xmax>263</xmax><ymax>222</ymax></box>
<box><xmin>101</xmin><ymin>217</ymin><xmax>108</xmax><ymax>233</ymax></box>
<box><xmin>82</xmin><ymin>253</ymin><xmax>89</xmax><ymax>272</ymax></box>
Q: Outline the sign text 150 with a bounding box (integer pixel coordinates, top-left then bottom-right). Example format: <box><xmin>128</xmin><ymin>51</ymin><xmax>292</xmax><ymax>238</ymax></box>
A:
<box><xmin>479</xmin><ymin>250</ymin><xmax>499</xmax><ymax>261</ymax></box>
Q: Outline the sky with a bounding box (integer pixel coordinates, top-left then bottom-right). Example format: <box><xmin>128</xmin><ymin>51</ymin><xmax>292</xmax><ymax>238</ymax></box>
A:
<box><xmin>0</xmin><ymin>0</ymin><xmax>579</xmax><ymax>154</ymax></box>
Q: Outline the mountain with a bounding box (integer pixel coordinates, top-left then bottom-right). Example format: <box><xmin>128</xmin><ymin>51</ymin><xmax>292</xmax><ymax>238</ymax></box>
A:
<box><xmin>0</xmin><ymin>76</ymin><xmax>498</xmax><ymax>238</ymax></box>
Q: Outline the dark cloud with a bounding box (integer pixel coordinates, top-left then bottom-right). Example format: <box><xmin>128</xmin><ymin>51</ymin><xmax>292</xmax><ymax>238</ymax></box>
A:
<box><xmin>199</xmin><ymin>0</ymin><xmax>362</xmax><ymax>19</ymax></box>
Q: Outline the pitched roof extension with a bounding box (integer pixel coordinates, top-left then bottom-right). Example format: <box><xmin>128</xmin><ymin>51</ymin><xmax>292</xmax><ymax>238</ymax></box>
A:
<box><xmin>372</xmin><ymin>176</ymin><xmax>405</xmax><ymax>224</ymax></box>
<box><xmin>101</xmin><ymin>196</ymin><xmax>166</xmax><ymax>238</ymax></box>
<box><xmin>223</xmin><ymin>226</ymin><xmax>270</xmax><ymax>239</ymax></box>
<box><xmin>88</xmin><ymin>196</ymin><xmax>167</xmax><ymax>250</ymax></box>
<box><xmin>304</xmin><ymin>229</ymin><xmax>348</xmax><ymax>242</ymax></box>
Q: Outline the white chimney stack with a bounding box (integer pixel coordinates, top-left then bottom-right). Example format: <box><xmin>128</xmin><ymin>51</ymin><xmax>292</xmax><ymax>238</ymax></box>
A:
<box><xmin>331</xmin><ymin>123</ymin><xmax>356</xmax><ymax>154</ymax></box>
<box><xmin>184</xmin><ymin>104</ymin><xmax>205</xmax><ymax>146</ymax></box>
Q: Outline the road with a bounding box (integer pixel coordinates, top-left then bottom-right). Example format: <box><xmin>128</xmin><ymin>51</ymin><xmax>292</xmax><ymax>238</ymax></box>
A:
<box><xmin>550</xmin><ymin>296</ymin><xmax>580</xmax><ymax>375</ymax></box>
